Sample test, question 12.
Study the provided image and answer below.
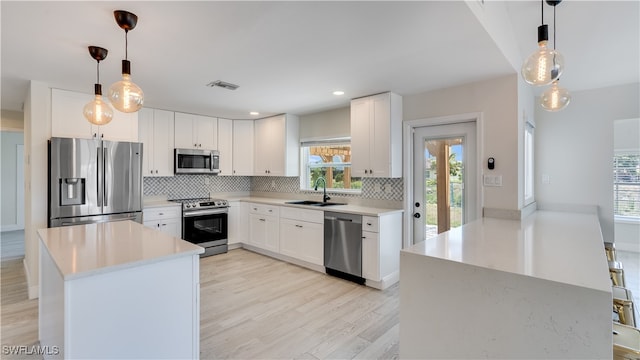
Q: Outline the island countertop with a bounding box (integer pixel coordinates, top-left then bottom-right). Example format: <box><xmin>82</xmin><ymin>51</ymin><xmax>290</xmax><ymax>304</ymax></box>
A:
<box><xmin>402</xmin><ymin>210</ymin><xmax>611</xmax><ymax>293</ymax></box>
<box><xmin>37</xmin><ymin>220</ymin><xmax>204</xmax><ymax>280</ymax></box>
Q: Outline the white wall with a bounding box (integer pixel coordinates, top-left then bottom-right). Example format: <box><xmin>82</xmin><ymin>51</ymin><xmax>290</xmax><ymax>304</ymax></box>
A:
<box><xmin>1</xmin><ymin>131</ymin><xmax>24</xmax><ymax>229</ymax></box>
<box><xmin>536</xmin><ymin>83</ymin><xmax>640</xmax><ymax>243</ymax></box>
<box><xmin>403</xmin><ymin>74</ymin><xmax>522</xmax><ymax>213</ymax></box>
<box><xmin>299</xmin><ymin>106</ymin><xmax>350</xmax><ymax>140</ymax></box>
<box><xmin>24</xmin><ymin>81</ymin><xmax>51</xmax><ymax>298</ymax></box>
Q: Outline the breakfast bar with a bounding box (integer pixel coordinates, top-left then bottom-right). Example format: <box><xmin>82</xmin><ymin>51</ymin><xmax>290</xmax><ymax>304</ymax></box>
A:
<box><xmin>399</xmin><ymin>211</ymin><xmax>612</xmax><ymax>359</ymax></box>
<box><xmin>37</xmin><ymin>221</ymin><xmax>203</xmax><ymax>359</ymax></box>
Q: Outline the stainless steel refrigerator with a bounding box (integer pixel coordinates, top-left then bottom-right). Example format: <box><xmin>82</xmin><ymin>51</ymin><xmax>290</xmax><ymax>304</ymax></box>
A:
<box><xmin>48</xmin><ymin>137</ymin><xmax>143</xmax><ymax>227</ymax></box>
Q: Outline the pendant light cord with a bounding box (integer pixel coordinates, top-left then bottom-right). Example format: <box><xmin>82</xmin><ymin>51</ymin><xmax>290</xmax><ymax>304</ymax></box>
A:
<box><xmin>553</xmin><ymin>4</ymin><xmax>557</xmax><ymax>50</ymax></box>
<box><xmin>541</xmin><ymin>0</ymin><xmax>544</xmax><ymax>25</ymax></box>
<box><xmin>96</xmin><ymin>61</ymin><xmax>100</xmax><ymax>83</ymax></box>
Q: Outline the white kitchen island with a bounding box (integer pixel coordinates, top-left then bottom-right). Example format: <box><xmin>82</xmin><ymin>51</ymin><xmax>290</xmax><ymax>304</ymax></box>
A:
<box><xmin>400</xmin><ymin>211</ymin><xmax>612</xmax><ymax>359</ymax></box>
<box><xmin>38</xmin><ymin>220</ymin><xmax>203</xmax><ymax>359</ymax></box>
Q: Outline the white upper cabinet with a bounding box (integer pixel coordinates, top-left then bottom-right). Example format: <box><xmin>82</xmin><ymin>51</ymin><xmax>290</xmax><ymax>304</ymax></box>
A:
<box><xmin>350</xmin><ymin>92</ymin><xmax>402</xmax><ymax>178</ymax></box>
<box><xmin>254</xmin><ymin>114</ymin><xmax>299</xmax><ymax>177</ymax></box>
<box><xmin>232</xmin><ymin>120</ymin><xmax>254</xmax><ymax>176</ymax></box>
<box><xmin>51</xmin><ymin>88</ymin><xmax>138</xmax><ymax>142</ymax></box>
<box><xmin>174</xmin><ymin>112</ymin><xmax>217</xmax><ymax>150</ymax></box>
<box><xmin>217</xmin><ymin>118</ymin><xmax>233</xmax><ymax>176</ymax></box>
<box><xmin>138</xmin><ymin>108</ymin><xmax>175</xmax><ymax>177</ymax></box>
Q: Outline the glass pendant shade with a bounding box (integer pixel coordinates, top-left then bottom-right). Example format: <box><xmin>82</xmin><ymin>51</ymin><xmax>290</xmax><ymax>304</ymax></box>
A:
<box><xmin>83</xmin><ymin>93</ymin><xmax>114</xmax><ymax>125</ymax></box>
<box><xmin>521</xmin><ymin>41</ymin><xmax>564</xmax><ymax>86</ymax></box>
<box><xmin>541</xmin><ymin>80</ymin><xmax>571</xmax><ymax>112</ymax></box>
<box><xmin>108</xmin><ymin>62</ymin><xmax>144</xmax><ymax>113</ymax></box>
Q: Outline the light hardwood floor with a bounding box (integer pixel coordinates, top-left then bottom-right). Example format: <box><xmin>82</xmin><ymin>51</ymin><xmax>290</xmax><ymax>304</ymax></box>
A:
<box><xmin>1</xmin><ymin>249</ymin><xmax>399</xmax><ymax>359</ymax></box>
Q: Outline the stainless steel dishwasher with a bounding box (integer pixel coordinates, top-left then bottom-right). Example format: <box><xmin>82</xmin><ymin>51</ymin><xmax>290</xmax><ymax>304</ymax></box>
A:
<box><xmin>324</xmin><ymin>211</ymin><xmax>364</xmax><ymax>284</ymax></box>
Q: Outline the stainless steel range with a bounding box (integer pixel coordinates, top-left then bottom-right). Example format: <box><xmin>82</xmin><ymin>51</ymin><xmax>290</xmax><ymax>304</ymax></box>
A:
<box><xmin>171</xmin><ymin>198</ymin><xmax>229</xmax><ymax>257</ymax></box>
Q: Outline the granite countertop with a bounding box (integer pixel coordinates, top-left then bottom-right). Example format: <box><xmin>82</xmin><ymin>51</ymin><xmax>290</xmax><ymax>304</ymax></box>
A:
<box><xmin>38</xmin><ymin>221</ymin><xmax>203</xmax><ymax>280</ymax></box>
<box><xmin>223</xmin><ymin>196</ymin><xmax>403</xmax><ymax>216</ymax></box>
<box><xmin>402</xmin><ymin>211</ymin><xmax>611</xmax><ymax>293</ymax></box>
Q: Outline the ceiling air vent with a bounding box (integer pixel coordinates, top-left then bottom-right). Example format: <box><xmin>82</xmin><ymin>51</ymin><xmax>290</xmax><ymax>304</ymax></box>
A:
<box><xmin>206</xmin><ymin>80</ymin><xmax>239</xmax><ymax>91</ymax></box>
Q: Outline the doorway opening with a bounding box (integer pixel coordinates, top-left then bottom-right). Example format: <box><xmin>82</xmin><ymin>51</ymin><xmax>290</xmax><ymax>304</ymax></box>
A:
<box><xmin>403</xmin><ymin>114</ymin><xmax>482</xmax><ymax>248</ymax></box>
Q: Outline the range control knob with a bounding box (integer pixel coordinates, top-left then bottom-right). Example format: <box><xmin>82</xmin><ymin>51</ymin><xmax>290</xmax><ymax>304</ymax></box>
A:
<box><xmin>185</xmin><ymin>204</ymin><xmax>191</xmax><ymax>208</ymax></box>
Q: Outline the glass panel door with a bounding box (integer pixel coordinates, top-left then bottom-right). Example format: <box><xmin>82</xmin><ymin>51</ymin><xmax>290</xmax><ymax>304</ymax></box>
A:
<box><xmin>412</xmin><ymin>122</ymin><xmax>477</xmax><ymax>244</ymax></box>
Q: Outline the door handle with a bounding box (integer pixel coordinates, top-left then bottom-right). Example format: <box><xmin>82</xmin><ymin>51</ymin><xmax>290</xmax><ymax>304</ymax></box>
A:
<box><xmin>413</xmin><ymin>213</ymin><xmax>421</xmax><ymax>219</ymax></box>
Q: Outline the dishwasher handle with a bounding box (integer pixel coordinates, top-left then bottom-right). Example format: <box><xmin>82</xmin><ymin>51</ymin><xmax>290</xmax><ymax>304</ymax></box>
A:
<box><xmin>325</xmin><ymin>211</ymin><xmax>362</xmax><ymax>224</ymax></box>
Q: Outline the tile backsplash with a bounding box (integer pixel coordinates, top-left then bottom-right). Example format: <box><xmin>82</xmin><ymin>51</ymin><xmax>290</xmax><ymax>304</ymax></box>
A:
<box><xmin>144</xmin><ymin>175</ymin><xmax>403</xmax><ymax>202</ymax></box>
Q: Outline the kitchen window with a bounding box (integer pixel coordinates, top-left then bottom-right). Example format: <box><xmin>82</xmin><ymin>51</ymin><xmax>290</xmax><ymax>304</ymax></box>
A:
<box><xmin>614</xmin><ymin>153</ymin><xmax>640</xmax><ymax>219</ymax></box>
<box><xmin>300</xmin><ymin>139</ymin><xmax>362</xmax><ymax>193</ymax></box>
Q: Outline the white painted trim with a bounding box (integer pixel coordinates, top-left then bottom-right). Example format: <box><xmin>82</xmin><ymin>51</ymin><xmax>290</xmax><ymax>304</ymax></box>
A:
<box><xmin>403</xmin><ymin>112</ymin><xmax>484</xmax><ymax>249</ymax></box>
<box><xmin>24</xmin><ymin>257</ymin><xmax>39</xmax><ymax>299</ymax></box>
<box><xmin>17</xmin><ymin>144</ymin><xmax>24</xmax><ymax>229</ymax></box>
<box><xmin>616</xmin><ymin>242</ymin><xmax>640</xmax><ymax>253</ymax></box>
<box><xmin>0</xmin><ymin>224</ymin><xmax>22</xmax><ymax>232</ymax></box>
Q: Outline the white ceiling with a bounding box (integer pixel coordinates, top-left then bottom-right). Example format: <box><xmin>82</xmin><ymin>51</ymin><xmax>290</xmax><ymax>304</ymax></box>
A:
<box><xmin>2</xmin><ymin>1</ymin><xmax>638</xmax><ymax>120</ymax></box>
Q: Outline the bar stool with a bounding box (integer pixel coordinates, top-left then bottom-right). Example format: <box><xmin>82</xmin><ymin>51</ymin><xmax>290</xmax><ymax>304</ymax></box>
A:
<box><xmin>613</xmin><ymin>322</ymin><xmax>640</xmax><ymax>360</ymax></box>
<box><xmin>610</xmin><ymin>261</ymin><xmax>626</xmax><ymax>287</ymax></box>
<box><xmin>605</xmin><ymin>241</ymin><xmax>617</xmax><ymax>262</ymax></box>
<box><xmin>613</xmin><ymin>286</ymin><xmax>637</xmax><ymax>327</ymax></box>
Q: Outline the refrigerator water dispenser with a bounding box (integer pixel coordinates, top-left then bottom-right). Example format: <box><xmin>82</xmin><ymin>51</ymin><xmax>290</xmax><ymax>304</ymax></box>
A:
<box><xmin>60</xmin><ymin>178</ymin><xmax>85</xmax><ymax>206</ymax></box>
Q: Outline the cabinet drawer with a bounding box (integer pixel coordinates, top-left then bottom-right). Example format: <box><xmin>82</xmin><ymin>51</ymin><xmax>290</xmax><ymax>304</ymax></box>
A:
<box><xmin>280</xmin><ymin>206</ymin><xmax>323</xmax><ymax>224</ymax></box>
<box><xmin>362</xmin><ymin>216</ymin><xmax>379</xmax><ymax>232</ymax></box>
<box><xmin>143</xmin><ymin>206</ymin><xmax>181</xmax><ymax>221</ymax></box>
<box><xmin>248</xmin><ymin>203</ymin><xmax>280</xmax><ymax>216</ymax></box>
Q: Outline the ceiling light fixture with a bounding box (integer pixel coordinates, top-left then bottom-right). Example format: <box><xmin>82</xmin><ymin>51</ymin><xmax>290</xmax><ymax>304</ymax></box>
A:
<box><xmin>83</xmin><ymin>46</ymin><xmax>114</xmax><ymax>125</ymax></box>
<box><xmin>540</xmin><ymin>0</ymin><xmax>570</xmax><ymax>111</ymax></box>
<box><xmin>333</xmin><ymin>90</ymin><xmax>345</xmax><ymax>96</ymax></box>
<box><xmin>521</xmin><ymin>0</ymin><xmax>564</xmax><ymax>86</ymax></box>
<box><xmin>249</xmin><ymin>112</ymin><xmax>260</xmax><ymax>116</ymax></box>
<box><xmin>108</xmin><ymin>10</ymin><xmax>144</xmax><ymax>113</ymax></box>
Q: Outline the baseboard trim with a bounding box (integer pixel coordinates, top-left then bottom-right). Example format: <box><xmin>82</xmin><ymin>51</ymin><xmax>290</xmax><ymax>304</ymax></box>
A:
<box><xmin>616</xmin><ymin>243</ymin><xmax>640</xmax><ymax>253</ymax></box>
<box><xmin>1</xmin><ymin>224</ymin><xmax>24</xmax><ymax>232</ymax></box>
<box><xmin>23</xmin><ymin>257</ymin><xmax>38</xmax><ymax>299</ymax></box>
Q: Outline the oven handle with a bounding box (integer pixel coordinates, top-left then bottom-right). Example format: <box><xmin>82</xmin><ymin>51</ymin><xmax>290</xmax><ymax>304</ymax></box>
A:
<box><xmin>183</xmin><ymin>208</ymin><xmax>229</xmax><ymax>217</ymax></box>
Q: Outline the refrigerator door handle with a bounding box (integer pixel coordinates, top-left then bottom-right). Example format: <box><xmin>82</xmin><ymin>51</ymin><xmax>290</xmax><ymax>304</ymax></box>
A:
<box><xmin>97</xmin><ymin>147</ymin><xmax>103</xmax><ymax>207</ymax></box>
<box><xmin>103</xmin><ymin>148</ymin><xmax>108</xmax><ymax>207</ymax></box>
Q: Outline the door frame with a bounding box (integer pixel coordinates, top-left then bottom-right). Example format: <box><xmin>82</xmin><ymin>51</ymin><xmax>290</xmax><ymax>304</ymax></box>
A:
<box><xmin>402</xmin><ymin>112</ymin><xmax>484</xmax><ymax>249</ymax></box>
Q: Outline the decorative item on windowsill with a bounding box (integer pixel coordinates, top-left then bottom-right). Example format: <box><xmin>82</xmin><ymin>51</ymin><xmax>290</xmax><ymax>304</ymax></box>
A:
<box><xmin>108</xmin><ymin>10</ymin><xmax>144</xmax><ymax>113</ymax></box>
<box><xmin>521</xmin><ymin>0</ymin><xmax>564</xmax><ymax>86</ymax></box>
<box><xmin>540</xmin><ymin>0</ymin><xmax>570</xmax><ymax>111</ymax></box>
<box><xmin>83</xmin><ymin>46</ymin><xmax>114</xmax><ymax>125</ymax></box>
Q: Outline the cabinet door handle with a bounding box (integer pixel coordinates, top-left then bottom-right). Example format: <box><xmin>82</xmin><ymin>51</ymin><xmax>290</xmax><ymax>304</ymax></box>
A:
<box><xmin>268</xmin><ymin>209</ymin><xmax>273</xmax><ymax>213</ymax></box>
<box><xmin>259</xmin><ymin>218</ymin><xmax>266</xmax><ymax>222</ymax></box>
<box><xmin>159</xmin><ymin>213</ymin><xmax>164</xmax><ymax>216</ymax></box>
<box><xmin>161</xmin><ymin>223</ymin><xmax>166</xmax><ymax>227</ymax></box>
<box><xmin>362</xmin><ymin>236</ymin><xmax>367</xmax><ymax>239</ymax></box>
<box><xmin>295</xmin><ymin>224</ymin><xmax>303</xmax><ymax>228</ymax></box>
<box><xmin>364</xmin><ymin>169</ymin><xmax>368</xmax><ymax>174</ymax></box>
<box><xmin>367</xmin><ymin>222</ymin><xmax>372</xmax><ymax>226</ymax></box>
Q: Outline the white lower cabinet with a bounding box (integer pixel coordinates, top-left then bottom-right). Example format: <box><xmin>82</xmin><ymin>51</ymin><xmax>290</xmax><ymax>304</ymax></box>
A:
<box><xmin>360</xmin><ymin>213</ymin><xmax>402</xmax><ymax>289</ymax></box>
<box><xmin>248</xmin><ymin>203</ymin><xmax>279</xmax><ymax>253</ymax></box>
<box><xmin>143</xmin><ymin>205</ymin><xmax>182</xmax><ymax>238</ymax></box>
<box><xmin>227</xmin><ymin>200</ymin><xmax>240</xmax><ymax>246</ymax></box>
<box><xmin>279</xmin><ymin>207</ymin><xmax>324</xmax><ymax>266</ymax></box>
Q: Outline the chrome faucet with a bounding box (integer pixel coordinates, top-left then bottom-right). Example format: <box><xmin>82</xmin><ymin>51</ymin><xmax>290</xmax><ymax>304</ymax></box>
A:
<box><xmin>314</xmin><ymin>177</ymin><xmax>331</xmax><ymax>203</ymax></box>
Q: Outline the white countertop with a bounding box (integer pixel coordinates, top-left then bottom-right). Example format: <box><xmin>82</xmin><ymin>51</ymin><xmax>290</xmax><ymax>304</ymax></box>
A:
<box><xmin>143</xmin><ymin>197</ymin><xmax>180</xmax><ymax>208</ymax></box>
<box><xmin>38</xmin><ymin>221</ymin><xmax>203</xmax><ymax>280</ymax></box>
<box><xmin>402</xmin><ymin>211</ymin><xmax>611</xmax><ymax>292</ymax></box>
<box><xmin>223</xmin><ymin>196</ymin><xmax>403</xmax><ymax>216</ymax></box>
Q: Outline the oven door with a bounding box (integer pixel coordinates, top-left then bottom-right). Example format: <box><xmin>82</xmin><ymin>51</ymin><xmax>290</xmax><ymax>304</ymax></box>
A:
<box><xmin>182</xmin><ymin>208</ymin><xmax>228</xmax><ymax>247</ymax></box>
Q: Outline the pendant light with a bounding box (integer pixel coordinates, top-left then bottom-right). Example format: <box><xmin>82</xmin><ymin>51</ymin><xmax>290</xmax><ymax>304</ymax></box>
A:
<box><xmin>540</xmin><ymin>1</ymin><xmax>571</xmax><ymax>111</ymax></box>
<box><xmin>521</xmin><ymin>0</ymin><xmax>564</xmax><ymax>86</ymax></box>
<box><xmin>541</xmin><ymin>79</ymin><xmax>571</xmax><ymax>111</ymax></box>
<box><xmin>108</xmin><ymin>10</ymin><xmax>144</xmax><ymax>113</ymax></box>
<box><xmin>83</xmin><ymin>46</ymin><xmax>114</xmax><ymax>125</ymax></box>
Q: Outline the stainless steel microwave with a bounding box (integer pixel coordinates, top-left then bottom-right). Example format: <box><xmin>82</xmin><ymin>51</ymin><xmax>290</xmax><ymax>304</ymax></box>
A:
<box><xmin>174</xmin><ymin>148</ymin><xmax>220</xmax><ymax>174</ymax></box>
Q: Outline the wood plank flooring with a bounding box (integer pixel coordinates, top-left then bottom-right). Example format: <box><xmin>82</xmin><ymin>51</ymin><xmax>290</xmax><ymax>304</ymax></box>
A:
<box><xmin>1</xmin><ymin>248</ymin><xmax>399</xmax><ymax>359</ymax></box>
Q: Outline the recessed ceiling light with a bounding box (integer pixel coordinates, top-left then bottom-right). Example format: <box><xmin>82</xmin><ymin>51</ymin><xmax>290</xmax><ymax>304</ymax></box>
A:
<box><xmin>249</xmin><ymin>111</ymin><xmax>259</xmax><ymax>116</ymax></box>
<box><xmin>333</xmin><ymin>90</ymin><xmax>345</xmax><ymax>96</ymax></box>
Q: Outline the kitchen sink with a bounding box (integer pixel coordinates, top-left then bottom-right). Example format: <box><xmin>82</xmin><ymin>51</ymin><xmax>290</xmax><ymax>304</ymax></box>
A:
<box><xmin>285</xmin><ymin>200</ymin><xmax>346</xmax><ymax>207</ymax></box>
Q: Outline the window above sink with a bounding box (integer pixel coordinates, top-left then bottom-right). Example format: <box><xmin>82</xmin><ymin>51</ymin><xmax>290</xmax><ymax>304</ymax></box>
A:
<box><xmin>300</xmin><ymin>138</ymin><xmax>362</xmax><ymax>194</ymax></box>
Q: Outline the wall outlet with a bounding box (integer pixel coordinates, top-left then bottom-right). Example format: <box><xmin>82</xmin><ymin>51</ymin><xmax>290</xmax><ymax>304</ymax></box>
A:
<box><xmin>542</xmin><ymin>174</ymin><xmax>550</xmax><ymax>184</ymax></box>
<box><xmin>374</xmin><ymin>183</ymin><xmax>382</xmax><ymax>192</ymax></box>
<box><xmin>204</xmin><ymin>177</ymin><xmax>210</xmax><ymax>186</ymax></box>
<box><xmin>271</xmin><ymin>180</ymin><xmax>276</xmax><ymax>189</ymax></box>
<box><xmin>483</xmin><ymin>175</ymin><xmax>503</xmax><ymax>187</ymax></box>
